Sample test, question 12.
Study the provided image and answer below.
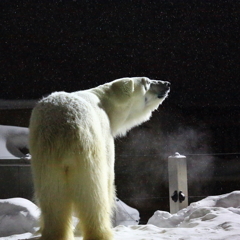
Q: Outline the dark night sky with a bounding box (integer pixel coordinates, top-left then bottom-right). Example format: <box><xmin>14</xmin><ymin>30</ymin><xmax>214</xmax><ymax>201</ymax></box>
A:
<box><xmin>1</xmin><ymin>1</ymin><xmax>240</xmax><ymax>107</ymax></box>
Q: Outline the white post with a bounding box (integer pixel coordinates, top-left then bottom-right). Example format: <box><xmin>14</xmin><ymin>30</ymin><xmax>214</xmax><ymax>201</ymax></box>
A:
<box><xmin>168</xmin><ymin>152</ymin><xmax>188</xmax><ymax>214</ymax></box>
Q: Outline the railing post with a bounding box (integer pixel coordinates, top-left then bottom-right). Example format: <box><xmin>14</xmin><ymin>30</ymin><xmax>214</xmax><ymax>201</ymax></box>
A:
<box><xmin>168</xmin><ymin>152</ymin><xmax>188</xmax><ymax>214</ymax></box>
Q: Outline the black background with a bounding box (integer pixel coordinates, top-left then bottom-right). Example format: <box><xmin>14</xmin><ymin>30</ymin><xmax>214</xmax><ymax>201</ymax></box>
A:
<box><xmin>1</xmin><ymin>0</ymin><xmax>239</xmax><ymax>108</ymax></box>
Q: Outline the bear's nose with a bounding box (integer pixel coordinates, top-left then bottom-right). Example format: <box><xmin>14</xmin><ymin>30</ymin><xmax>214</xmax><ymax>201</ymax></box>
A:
<box><xmin>164</xmin><ymin>81</ymin><xmax>171</xmax><ymax>88</ymax></box>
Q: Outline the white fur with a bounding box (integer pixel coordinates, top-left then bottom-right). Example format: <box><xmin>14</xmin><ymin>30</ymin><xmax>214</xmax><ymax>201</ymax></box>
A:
<box><xmin>29</xmin><ymin>77</ymin><xmax>169</xmax><ymax>240</ymax></box>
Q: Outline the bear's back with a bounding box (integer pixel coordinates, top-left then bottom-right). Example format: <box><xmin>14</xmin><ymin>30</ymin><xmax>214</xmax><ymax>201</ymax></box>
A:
<box><xmin>33</xmin><ymin>92</ymin><xmax>93</xmax><ymax>132</ymax></box>
<box><xmin>29</xmin><ymin>91</ymin><xmax>110</xmax><ymax>161</ymax></box>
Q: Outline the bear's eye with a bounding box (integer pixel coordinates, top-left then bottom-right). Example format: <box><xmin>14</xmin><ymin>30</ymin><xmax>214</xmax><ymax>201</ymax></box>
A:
<box><xmin>144</xmin><ymin>81</ymin><xmax>150</xmax><ymax>91</ymax></box>
<box><xmin>141</xmin><ymin>77</ymin><xmax>151</xmax><ymax>91</ymax></box>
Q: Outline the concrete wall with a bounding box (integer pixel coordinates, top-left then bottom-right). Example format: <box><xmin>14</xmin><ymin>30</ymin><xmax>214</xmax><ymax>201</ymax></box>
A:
<box><xmin>0</xmin><ymin>159</ymin><xmax>34</xmax><ymax>200</ymax></box>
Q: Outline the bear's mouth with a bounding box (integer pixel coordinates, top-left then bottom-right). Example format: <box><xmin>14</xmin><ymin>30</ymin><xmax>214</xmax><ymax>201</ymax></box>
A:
<box><xmin>154</xmin><ymin>82</ymin><xmax>170</xmax><ymax>99</ymax></box>
<box><xmin>157</xmin><ymin>93</ymin><xmax>166</xmax><ymax>99</ymax></box>
<box><xmin>157</xmin><ymin>90</ymin><xmax>169</xmax><ymax>99</ymax></box>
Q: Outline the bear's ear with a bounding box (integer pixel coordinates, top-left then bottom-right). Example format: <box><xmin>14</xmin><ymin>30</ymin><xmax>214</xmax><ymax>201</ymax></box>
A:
<box><xmin>111</xmin><ymin>79</ymin><xmax>134</xmax><ymax>96</ymax></box>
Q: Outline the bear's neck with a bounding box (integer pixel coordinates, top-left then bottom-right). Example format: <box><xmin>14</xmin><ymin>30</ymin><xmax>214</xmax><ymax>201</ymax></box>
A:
<box><xmin>89</xmin><ymin>87</ymin><xmax>129</xmax><ymax>137</ymax></box>
<box><xmin>90</xmin><ymin>87</ymin><xmax>152</xmax><ymax>138</ymax></box>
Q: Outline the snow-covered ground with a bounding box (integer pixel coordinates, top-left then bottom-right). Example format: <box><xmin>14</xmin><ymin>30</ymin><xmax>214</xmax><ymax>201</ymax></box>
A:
<box><xmin>1</xmin><ymin>191</ymin><xmax>240</xmax><ymax>240</ymax></box>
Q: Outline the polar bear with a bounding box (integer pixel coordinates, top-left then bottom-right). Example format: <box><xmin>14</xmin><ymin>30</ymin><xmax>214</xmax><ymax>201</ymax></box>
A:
<box><xmin>29</xmin><ymin>77</ymin><xmax>170</xmax><ymax>240</ymax></box>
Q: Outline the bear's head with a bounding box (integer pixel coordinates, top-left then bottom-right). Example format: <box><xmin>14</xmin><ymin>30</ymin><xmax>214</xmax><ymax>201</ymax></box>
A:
<box><xmin>110</xmin><ymin>77</ymin><xmax>170</xmax><ymax>103</ymax></box>
<box><xmin>100</xmin><ymin>77</ymin><xmax>170</xmax><ymax>137</ymax></box>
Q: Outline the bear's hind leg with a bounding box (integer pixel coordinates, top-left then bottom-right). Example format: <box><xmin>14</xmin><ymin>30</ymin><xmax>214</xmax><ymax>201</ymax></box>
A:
<box><xmin>36</xmin><ymin>166</ymin><xmax>74</xmax><ymax>240</ymax></box>
<box><xmin>70</xmin><ymin>162</ymin><xmax>113</xmax><ymax>240</ymax></box>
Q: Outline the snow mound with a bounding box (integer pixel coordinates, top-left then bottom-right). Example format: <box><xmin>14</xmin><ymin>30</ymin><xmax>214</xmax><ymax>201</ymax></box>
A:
<box><xmin>0</xmin><ymin>198</ymin><xmax>40</xmax><ymax>237</ymax></box>
<box><xmin>114</xmin><ymin>198</ymin><xmax>140</xmax><ymax>226</ymax></box>
<box><xmin>148</xmin><ymin>191</ymin><xmax>240</xmax><ymax>228</ymax></box>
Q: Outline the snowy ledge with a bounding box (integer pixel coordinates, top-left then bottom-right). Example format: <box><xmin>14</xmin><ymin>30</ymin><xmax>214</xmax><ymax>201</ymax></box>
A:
<box><xmin>0</xmin><ymin>125</ymin><xmax>29</xmax><ymax>159</ymax></box>
<box><xmin>0</xmin><ymin>99</ymin><xmax>37</xmax><ymax>110</ymax></box>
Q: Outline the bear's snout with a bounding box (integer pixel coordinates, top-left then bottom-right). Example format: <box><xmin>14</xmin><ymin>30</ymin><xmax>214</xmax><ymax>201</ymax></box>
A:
<box><xmin>151</xmin><ymin>80</ymin><xmax>170</xmax><ymax>98</ymax></box>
